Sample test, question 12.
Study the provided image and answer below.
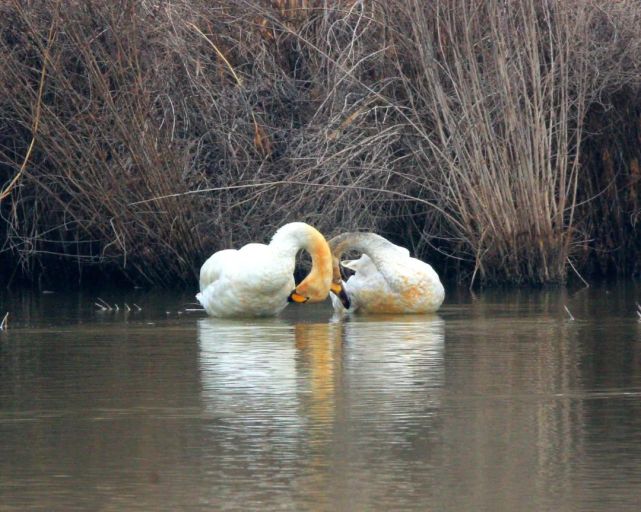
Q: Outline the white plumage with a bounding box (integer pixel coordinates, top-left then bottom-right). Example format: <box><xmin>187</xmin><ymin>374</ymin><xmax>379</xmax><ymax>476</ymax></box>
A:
<box><xmin>197</xmin><ymin>222</ymin><xmax>333</xmax><ymax>318</ymax></box>
<box><xmin>329</xmin><ymin>233</ymin><xmax>445</xmax><ymax>314</ymax></box>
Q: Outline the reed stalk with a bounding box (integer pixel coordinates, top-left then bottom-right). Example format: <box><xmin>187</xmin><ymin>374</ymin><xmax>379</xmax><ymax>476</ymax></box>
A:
<box><xmin>0</xmin><ymin>1</ymin><xmax>639</xmax><ymax>287</ymax></box>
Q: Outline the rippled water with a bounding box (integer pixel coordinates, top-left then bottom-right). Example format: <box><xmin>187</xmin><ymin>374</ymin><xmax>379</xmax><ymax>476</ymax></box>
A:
<box><xmin>1</xmin><ymin>285</ymin><xmax>641</xmax><ymax>511</ymax></box>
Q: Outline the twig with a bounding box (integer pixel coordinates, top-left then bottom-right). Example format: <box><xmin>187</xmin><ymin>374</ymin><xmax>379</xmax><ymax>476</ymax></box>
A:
<box><xmin>636</xmin><ymin>302</ymin><xmax>641</xmax><ymax>321</ymax></box>
<box><xmin>133</xmin><ymin>303</ymin><xmax>142</xmax><ymax>311</ymax></box>
<box><xmin>563</xmin><ymin>305</ymin><xmax>575</xmax><ymax>321</ymax></box>
<box><xmin>124</xmin><ymin>303</ymin><xmax>131</xmax><ymax>312</ymax></box>
<box><xmin>187</xmin><ymin>22</ymin><xmax>243</xmax><ymax>87</ymax></box>
<box><xmin>0</xmin><ymin>12</ymin><xmax>57</xmax><ymax>202</ymax></box>
<box><xmin>0</xmin><ymin>312</ymin><xmax>8</xmax><ymax>330</ymax></box>
<box><xmin>94</xmin><ymin>302</ymin><xmax>107</xmax><ymax>311</ymax></box>
<box><xmin>567</xmin><ymin>258</ymin><xmax>589</xmax><ymax>288</ymax></box>
<box><xmin>96</xmin><ymin>297</ymin><xmax>113</xmax><ymax>310</ymax></box>
<box><xmin>128</xmin><ymin>180</ymin><xmax>460</xmax><ymax>230</ymax></box>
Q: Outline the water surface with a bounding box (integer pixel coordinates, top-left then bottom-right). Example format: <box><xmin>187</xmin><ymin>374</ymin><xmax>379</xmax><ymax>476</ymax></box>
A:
<box><xmin>1</xmin><ymin>285</ymin><xmax>641</xmax><ymax>511</ymax></box>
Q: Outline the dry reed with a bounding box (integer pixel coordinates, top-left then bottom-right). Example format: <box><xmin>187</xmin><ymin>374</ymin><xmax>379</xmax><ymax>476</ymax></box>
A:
<box><xmin>1</xmin><ymin>0</ymin><xmax>640</xmax><ymax>287</ymax></box>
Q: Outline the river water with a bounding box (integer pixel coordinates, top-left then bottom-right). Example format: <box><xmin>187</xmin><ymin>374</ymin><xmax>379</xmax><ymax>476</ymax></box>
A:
<box><xmin>1</xmin><ymin>284</ymin><xmax>641</xmax><ymax>511</ymax></box>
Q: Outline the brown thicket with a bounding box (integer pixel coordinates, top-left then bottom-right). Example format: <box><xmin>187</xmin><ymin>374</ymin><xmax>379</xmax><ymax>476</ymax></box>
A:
<box><xmin>1</xmin><ymin>0</ymin><xmax>640</xmax><ymax>287</ymax></box>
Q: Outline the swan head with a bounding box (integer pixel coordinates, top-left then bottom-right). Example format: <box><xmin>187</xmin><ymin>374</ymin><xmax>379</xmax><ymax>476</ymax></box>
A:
<box><xmin>327</xmin><ymin>254</ymin><xmax>351</xmax><ymax>309</ymax></box>
<box><xmin>274</xmin><ymin>222</ymin><xmax>334</xmax><ymax>305</ymax></box>
<box><xmin>287</xmin><ymin>278</ymin><xmax>336</xmax><ymax>304</ymax></box>
<box><xmin>330</xmin><ymin>280</ymin><xmax>350</xmax><ymax>309</ymax></box>
<box><xmin>287</xmin><ymin>259</ymin><xmax>335</xmax><ymax>304</ymax></box>
<box><xmin>325</xmin><ymin>236</ymin><xmax>351</xmax><ymax>309</ymax></box>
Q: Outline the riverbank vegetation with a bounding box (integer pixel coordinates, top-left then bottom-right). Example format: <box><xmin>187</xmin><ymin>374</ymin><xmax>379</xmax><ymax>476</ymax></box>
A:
<box><xmin>1</xmin><ymin>0</ymin><xmax>640</xmax><ymax>287</ymax></box>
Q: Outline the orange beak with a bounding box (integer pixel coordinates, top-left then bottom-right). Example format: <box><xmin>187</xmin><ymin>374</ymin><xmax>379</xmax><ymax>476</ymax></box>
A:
<box><xmin>330</xmin><ymin>282</ymin><xmax>351</xmax><ymax>309</ymax></box>
<box><xmin>288</xmin><ymin>291</ymin><xmax>309</xmax><ymax>303</ymax></box>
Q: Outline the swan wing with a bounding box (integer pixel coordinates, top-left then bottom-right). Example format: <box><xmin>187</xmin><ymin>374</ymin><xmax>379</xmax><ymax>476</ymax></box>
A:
<box><xmin>388</xmin><ymin>242</ymin><xmax>410</xmax><ymax>258</ymax></box>
<box><xmin>341</xmin><ymin>254</ymin><xmax>378</xmax><ymax>276</ymax></box>
<box><xmin>232</xmin><ymin>244</ymin><xmax>294</xmax><ymax>293</ymax></box>
<box><xmin>197</xmin><ymin>243</ymin><xmax>295</xmax><ymax>317</ymax></box>
<box><xmin>375</xmin><ymin>254</ymin><xmax>432</xmax><ymax>292</ymax></box>
<box><xmin>199</xmin><ymin>249</ymin><xmax>238</xmax><ymax>292</ymax></box>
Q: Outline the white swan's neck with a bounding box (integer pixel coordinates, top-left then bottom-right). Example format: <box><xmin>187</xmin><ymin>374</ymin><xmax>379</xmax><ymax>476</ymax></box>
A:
<box><xmin>270</xmin><ymin>222</ymin><xmax>333</xmax><ymax>302</ymax></box>
<box><xmin>354</xmin><ymin>235</ymin><xmax>396</xmax><ymax>256</ymax></box>
<box><xmin>270</xmin><ymin>222</ymin><xmax>318</xmax><ymax>257</ymax></box>
<box><xmin>331</xmin><ymin>232</ymin><xmax>400</xmax><ymax>260</ymax></box>
<box><xmin>328</xmin><ymin>232</ymin><xmax>407</xmax><ymax>285</ymax></box>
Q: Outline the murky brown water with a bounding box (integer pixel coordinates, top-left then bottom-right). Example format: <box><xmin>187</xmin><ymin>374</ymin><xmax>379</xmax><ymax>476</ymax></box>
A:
<box><xmin>1</xmin><ymin>284</ymin><xmax>641</xmax><ymax>511</ymax></box>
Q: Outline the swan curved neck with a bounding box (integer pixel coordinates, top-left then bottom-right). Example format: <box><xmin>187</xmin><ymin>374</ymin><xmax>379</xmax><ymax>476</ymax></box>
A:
<box><xmin>328</xmin><ymin>232</ymin><xmax>396</xmax><ymax>284</ymax></box>
<box><xmin>270</xmin><ymin>222</ymin><xmax>321</xmax><ymax>256</ymax></box>
<box><xmin>270</xmin><ymin>222</ymin><xmax>333</xmax><ymax>302</ymax></box>
<box><xmin>329</xmin><ymin>232</ymin><xmax>393</xmax><ymax>260</ymax></box>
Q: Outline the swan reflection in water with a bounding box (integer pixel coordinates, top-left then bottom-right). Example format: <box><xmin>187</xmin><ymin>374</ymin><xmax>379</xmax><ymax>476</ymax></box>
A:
<box><xmin>197</xmin><ymin>313</ymin><xmax>444</xmax><ymax>507</ymax></box>
<box><xmin>197</xmin><ymin>312</ymin><xmax>445</xmax><ymax>444</ymax></box>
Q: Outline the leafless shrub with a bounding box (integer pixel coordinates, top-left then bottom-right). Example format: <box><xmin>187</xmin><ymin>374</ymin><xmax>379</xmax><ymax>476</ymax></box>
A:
<box><xmin>1</xmin><ymin>0</ymin><xmax>640</xmax><ymax>287</ymax></box>
<box><xmin>378</xmin><ymin>1</ymin><xmax>586</xmax><ymax>283</ymax></box>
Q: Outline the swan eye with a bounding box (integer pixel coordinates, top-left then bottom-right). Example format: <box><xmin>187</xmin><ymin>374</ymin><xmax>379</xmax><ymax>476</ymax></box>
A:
<box><xmin>288</xmin><ymin>291</ymin><xmax>309</xmax><ymax>303</ymax></box>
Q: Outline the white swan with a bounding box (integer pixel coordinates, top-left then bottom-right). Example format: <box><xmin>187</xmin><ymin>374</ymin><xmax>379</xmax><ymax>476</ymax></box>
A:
<box><xmin>196</xmin><ymin>222</ymin><xmax>343</xmax><ymax>318</ymax></box>
<box><xmin>328</xmin><ymin>232</ymin><xmax>445</xmax><ymax>314</ymax></box>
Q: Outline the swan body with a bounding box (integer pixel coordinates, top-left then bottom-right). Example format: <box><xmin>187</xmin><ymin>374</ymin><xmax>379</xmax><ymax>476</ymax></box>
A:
<box><xmin>196</xmin><ymin>222</ymin><xmax>333</xmax><ymax>318</ymax></box>
<box><xmin>329</xmin><ymin>232</ymin><xmax>444</xmax><ymax>314</ymax></box>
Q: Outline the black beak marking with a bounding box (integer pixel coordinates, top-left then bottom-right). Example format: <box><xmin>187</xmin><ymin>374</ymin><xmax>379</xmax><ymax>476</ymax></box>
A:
<box><xmin>331</xmin><ymin>283</ymin><xmax>351</xmax><ymax>309</ymax></box>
